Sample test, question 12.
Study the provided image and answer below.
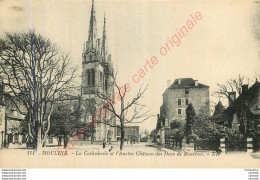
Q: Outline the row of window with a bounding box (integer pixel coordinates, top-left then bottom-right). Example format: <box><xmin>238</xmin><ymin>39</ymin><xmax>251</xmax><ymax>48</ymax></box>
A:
<box><xmin>177</xmin><ymin>98</ymin><xmax>189</xmax><ymax>106</ymax></box>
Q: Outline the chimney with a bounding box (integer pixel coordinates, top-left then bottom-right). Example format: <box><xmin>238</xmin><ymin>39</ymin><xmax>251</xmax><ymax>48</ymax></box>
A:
<box><xmin>195</xmin><ymin>80</ymin><xmax>198</xmax><ymax>86</ymax></box>
<box><xmin>228</xmin><ymin>92</ymin><xmax>236</xmax><ymax>106</ymax></box>
<box><xmin>242</xmin><ymin>84</ymin><xmax>248</xmax><ymax>94</ymax></box>
<box><xmin>178</xmin><ymin>79</ymin><xmax>181</xmax><ymax>85</ymax></box>
<box><xmin>167</xmin><ymin>80</ymin><xmax>172</xmax><ymax>88</ymax></box>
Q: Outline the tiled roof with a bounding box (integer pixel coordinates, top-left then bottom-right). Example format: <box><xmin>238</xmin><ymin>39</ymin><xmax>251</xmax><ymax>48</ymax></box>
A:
<box><xmin>224</xmin><ymin>81</ymin><xmax>260</xmax><ymax>116</ymax></box>
<box><xmin>169</xmin><ymin>78</ymin><xmax>209</xmax><ymax>89</ymax></box>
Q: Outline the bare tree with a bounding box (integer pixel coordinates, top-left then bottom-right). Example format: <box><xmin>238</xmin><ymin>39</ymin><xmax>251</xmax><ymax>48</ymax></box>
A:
<box><xmin>95</xmin><ymin>73</ymin><xmax>152</xmax><ymax>150</ymax></box>
<box><xmin>0</xmin><ymin>31</ymin><xmax>78</xmax><ymax>148</ymax></box>
<box><xmin>215</xmin><ymin>74</ymin><xmax>253</xmax><ymax>104</ymax></box>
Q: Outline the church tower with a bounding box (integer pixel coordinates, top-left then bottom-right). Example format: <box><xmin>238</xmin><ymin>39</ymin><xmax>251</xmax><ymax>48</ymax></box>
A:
<box><xmin>81</xmin><ymin>0</ymin><xmax>116</xmax><ymax>142</ymax></box>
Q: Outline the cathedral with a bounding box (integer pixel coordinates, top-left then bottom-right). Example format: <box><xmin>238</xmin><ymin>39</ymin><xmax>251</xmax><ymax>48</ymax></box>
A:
<box><xmin>81</xmin><ymin>0</ymin><xmax>116</xmax><ymax>142</ymax></box>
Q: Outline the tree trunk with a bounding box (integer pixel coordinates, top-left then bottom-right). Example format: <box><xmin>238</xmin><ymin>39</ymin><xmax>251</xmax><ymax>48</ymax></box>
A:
<box><xmin>42</xmin><ymin>102</ymin><xmax>54</xmax><ymax>147</ymax></box>
<box><xmin>120</xmin><ymin>126</ymin><xmax>124</xmax><ymax>150</ymax></box>
<box><xmin>91</xmin><ymin>132</ymin><xmax>94</xmax><ymax>144</ymax></box>
<box><xmin>37</xmin><ymin>121</ymin><xmax>42</xmax><ymax>150</ymax></box>
<box><xmin>64</xmin><ymin>134</ymin><xmax>67</xmax><ymax>148</ymax></box>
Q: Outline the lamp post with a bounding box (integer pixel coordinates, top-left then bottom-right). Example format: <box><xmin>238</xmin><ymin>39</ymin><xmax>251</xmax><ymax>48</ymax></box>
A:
<box><xmin>1</xmin><ymin>131</ymin><xmax>4</xmax><ymax>149</ymax></box>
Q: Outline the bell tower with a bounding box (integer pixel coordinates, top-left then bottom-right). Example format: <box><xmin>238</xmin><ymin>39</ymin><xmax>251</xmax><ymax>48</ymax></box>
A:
<box><xmin>81</xmin><ymin>0</ymin><xmax>116</xmax><ymax>141</ymax></box>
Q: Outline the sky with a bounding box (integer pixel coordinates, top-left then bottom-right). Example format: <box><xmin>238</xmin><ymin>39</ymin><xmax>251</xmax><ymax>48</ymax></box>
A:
<box><xmin>0</xmin><ymin>0</ymin><xmax>259</xmax><ymax>132</ymax></box>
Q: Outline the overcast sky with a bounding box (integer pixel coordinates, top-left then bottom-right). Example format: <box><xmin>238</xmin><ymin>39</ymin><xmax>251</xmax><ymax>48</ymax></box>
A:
<box><xmin>0</xmin><ymin>0</ymin><xmax>259</xmax><ymax>132</ymax></box>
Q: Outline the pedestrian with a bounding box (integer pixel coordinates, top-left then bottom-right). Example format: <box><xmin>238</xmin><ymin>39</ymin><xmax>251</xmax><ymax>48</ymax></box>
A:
<box><xmin>58</xmin><ymin>135</ymin><xmax>62</xmax><ymax>146</ymax></box>
<box><xmin>103</xmin><ymin>138</ymin><xmax>106</xmax><ymax>149</ymax></box>
<box><xmin>130</xmin><ymin>138</ymin><xmax>132</xmax><ymax>146</ymax></box>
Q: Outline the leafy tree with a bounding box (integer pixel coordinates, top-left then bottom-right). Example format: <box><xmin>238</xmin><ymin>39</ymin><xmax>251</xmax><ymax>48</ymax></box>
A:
<box><xmin>49</xmin><ymin>96</ymin><xmax>95</xmax><ymax>147</ymax></box>
<box><xmin>150</xmin><ymin>129</ymin><xmax>157</xmax><ymax>142</ymax></box>
<box><xmin>169</xmin><ymin>120</ymin><xmax>184</xmax><ymax>149</ymax></box>
<box><xmin>185</xmin><ymin>103</ymin><xmax>196</xmax><ymax>137</ymax></box>
<box><xmin>170</xmin><ymin>120</ymin><xmax>182</xmax><ymax>129</ymax></box>
<box><xmin>193</xmin><ymin>115</ymin><xmax>217</xmax><ymax>139</ymax></box>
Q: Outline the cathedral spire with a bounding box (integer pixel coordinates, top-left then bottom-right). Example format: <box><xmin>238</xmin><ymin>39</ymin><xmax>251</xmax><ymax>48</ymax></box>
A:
<box><xmin>102</xmin><ymin>13</ymin><xmax>108</xmax><ymax>61</ymax></box>
<box><xmin>88</xmin><ymin>0</ymin><xmax>98</xmax><ymax>49</ymax></box>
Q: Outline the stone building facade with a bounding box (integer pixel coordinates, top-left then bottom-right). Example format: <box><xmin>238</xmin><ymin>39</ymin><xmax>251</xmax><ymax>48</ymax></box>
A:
<box><xmin>161</xmin><ymin>78</ymin><xmax>209</xmax><ymax>124</ymax></box>
<box><xmin>158</xmin><ymin>78</ymin><xmax>210</xmax><ymax>145</ymax></box>
<box><xmin>0</xmin><ymin>81</ymin><xmax>26</xmax><ymax>148</ymax></box>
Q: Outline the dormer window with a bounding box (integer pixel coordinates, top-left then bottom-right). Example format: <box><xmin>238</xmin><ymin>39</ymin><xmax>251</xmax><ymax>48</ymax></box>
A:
<box><xmin>185</xmin><ymin>88</ymin><xmax>189</xmax><ymax>94</ymax></box>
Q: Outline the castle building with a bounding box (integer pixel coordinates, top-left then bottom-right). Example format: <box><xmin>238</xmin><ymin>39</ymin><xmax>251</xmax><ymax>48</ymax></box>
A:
<box><xmin>160</xmin><ymin>78</ymin><xmax>210</xmax><ymax>125</ymax></box>
<box><xmin>157</xmin><ymin>78</ymin><xmax>210</xmax><ymax>145</ymax></box>
<box><xmin>81</xmin><ymin>0</ymin><xmax>116</xmax><ymax>142</ymax></box>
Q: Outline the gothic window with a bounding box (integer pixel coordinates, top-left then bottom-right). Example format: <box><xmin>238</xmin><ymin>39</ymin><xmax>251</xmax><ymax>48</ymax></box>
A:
<box><xmin>105</xmin><ymin>80</ymin><xmax>108</xmax><ymax>91</ymax></box>
<box><xmin>87</xmin><ymin>70</ymin><xmax>90</xmax><ymax>86</ymax></box>
<box><xmin>100</xmin><ymin>72</ymin><xmax>103</xmax><ymax>88</ymax></box>
<box><xmin>92</xmin><ymin>69</ymin><xmax>95</xmax><ymax>86</ymax></box>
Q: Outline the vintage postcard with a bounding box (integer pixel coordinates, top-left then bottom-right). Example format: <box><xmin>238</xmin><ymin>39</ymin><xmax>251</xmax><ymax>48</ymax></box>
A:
<box><xmin>0</xmin><ymin>0</ymin><xmax>259</xmax><ymax>168</ymax></box>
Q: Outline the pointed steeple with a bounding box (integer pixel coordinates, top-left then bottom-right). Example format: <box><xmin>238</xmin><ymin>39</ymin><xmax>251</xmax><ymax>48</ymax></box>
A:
<box><xmin>88</xmin><ymin>0</ymin><xmax>98</xmax><ymax>49</ymax></box>
<box><xmin>102</xmin><ymin>13</ymin><xmax>108</xmax><ymax>61</ymax></box>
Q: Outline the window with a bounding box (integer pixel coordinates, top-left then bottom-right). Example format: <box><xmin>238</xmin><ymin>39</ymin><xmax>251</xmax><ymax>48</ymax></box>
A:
<box><xmin>178</xmin><ymin>99</ymin><xmax>181</xmax><ymax>106</ymax></box>
<box><xmin>92</xmin><ymin>69</ymin><xmax>95</xmax><ymax>86</ymax></box>
<box><xmin>178</xmin><ymin>109</ymin><xmax>182</xmax><ymax>115</ymax></box>
<box><xmin>185</xmin><ymin>99</ymin><xmax>189</xmax><ymax>105</ymax></box>
<box><xmin>185</xmin><ymin>88</ymin><xmax>189</xmax><ymax>94</ymax></box>
<box><xmin>105</xmin><ymin>80</ymin><xmax>108</xmax><ymax>91</ymax></box>
<box><xmin>87</xmin><ymin>70</ymin><xmax>90</xmax><ymax>85</ymax></box>
<box><xmin>100</xmin><ymin>72</ymin><xmax>102</xmax><ymax>81</ymax></box>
